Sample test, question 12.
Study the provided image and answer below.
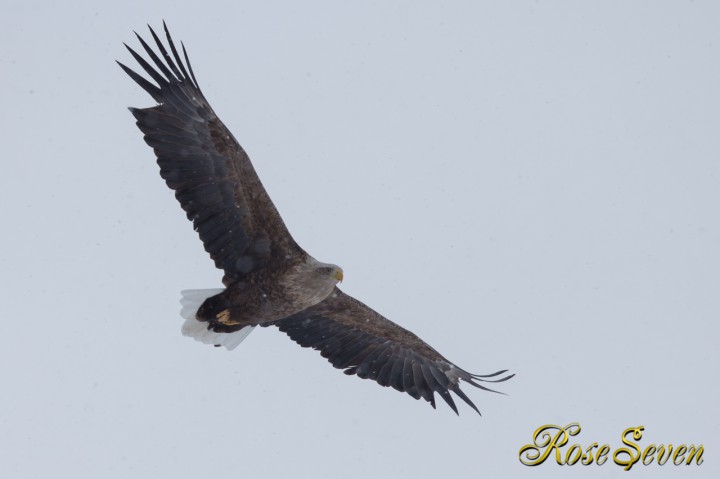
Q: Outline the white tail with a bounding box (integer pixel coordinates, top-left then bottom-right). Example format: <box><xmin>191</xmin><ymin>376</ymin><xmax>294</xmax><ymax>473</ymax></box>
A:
<box><xmin>179</xmin><ymin>289</ymin><xmax>255</xmax><ymax>350</ymax></box>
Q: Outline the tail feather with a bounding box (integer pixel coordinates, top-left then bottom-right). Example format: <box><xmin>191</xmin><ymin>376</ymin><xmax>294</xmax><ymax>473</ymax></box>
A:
<box><xmin>179</xmin><ymin>289</ymin><xmax>255</xmax><ymax>350</ymax></box>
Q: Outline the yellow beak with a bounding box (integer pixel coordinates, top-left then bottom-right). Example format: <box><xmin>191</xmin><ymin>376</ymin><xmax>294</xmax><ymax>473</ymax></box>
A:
<box><xmin>335</xmin><ymin>269</ymin><xmax>344</xmax><ymax>283</ymax></box>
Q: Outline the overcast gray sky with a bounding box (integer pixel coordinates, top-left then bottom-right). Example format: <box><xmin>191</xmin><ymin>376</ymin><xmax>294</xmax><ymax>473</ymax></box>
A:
<box><xmin>1</xmin><ymin>1</ymin><xmax>718</xmax><ymax>478</ymax></box>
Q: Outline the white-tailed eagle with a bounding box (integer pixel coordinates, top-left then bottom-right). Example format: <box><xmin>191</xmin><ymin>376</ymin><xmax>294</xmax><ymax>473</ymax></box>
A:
<box><xmin>118</xmin><ymin>23</ymin><xmax>513</xmax><ymax>415</ymax></box>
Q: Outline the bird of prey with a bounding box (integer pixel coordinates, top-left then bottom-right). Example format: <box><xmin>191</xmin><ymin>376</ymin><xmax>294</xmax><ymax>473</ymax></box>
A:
<box><xmin>118</xmin><ymin>23</ymin><xmax>513</xmax><ymax>415</ymax></box>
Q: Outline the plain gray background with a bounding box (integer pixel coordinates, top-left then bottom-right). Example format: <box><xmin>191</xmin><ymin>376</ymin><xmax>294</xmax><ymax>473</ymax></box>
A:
<box><xmin>1</xmin><ymin>1</ymin><xmax>717</xmax><ymax>478</ymax></box>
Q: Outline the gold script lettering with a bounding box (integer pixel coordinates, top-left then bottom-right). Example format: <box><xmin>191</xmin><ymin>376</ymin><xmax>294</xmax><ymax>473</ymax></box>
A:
<box><xmin>613</xmin><ymin>426</ymin><xmax>644</xmax><ymax>471</ymax></box>
<box><xmin>518</xmin><ymin>423</ymin><xmax>581</xmax><ymax>466</ymax></box>
<box><xmin>685</xmin><ymin>445</ymin><xmax>704</xmax><ymax>465</ymax></box>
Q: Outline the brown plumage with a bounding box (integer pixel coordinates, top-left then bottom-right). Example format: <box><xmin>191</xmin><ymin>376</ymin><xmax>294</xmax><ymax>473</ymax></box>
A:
<box><xmin>119</xmin><ymin>22</ymin><xmax>513</xmax><ymax>415</ymax></box>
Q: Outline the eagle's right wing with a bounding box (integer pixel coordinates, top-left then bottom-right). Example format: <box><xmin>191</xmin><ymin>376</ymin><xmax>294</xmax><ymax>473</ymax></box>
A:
<box><xmin>269</xmin><ymin>288</ymin><xmax>513</xmax><ymax>415</ymax></box>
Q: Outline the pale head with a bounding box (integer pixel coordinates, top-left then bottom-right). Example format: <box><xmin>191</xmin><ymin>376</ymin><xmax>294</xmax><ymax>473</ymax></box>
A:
<box><xmin>282</xmin><ymin>256</ymin><xmax>344</xmax><ymax>308</ymax></box>
<box><xmin>306</xmin><ymin>257</ymin><xmax>343</xmax><ymax>286</ymax></box>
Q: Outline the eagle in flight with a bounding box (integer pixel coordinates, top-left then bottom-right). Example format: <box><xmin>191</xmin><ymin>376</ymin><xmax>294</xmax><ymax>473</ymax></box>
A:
<box><xmin>119</xmin><ymin>23</ymin><xmax>513</xmax><ymax>415</ymax></box>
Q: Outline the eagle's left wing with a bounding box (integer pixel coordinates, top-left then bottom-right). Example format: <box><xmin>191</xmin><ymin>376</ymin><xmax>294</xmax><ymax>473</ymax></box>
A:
<box><xmin>118</xmin><ymin>23</ymin><xmax>304</xmax><ymax>286</ymax></box>
<box><xmin>267</xmin><ymin>288</ymin><xmax>513</xmax><ymax>415</ymax></box>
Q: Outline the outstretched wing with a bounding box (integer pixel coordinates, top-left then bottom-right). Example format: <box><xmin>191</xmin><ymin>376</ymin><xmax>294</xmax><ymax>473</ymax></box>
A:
<box><xmin>268</xmin><ymin>288</ymin><xmax>513</xmax><ymax>415</ymax></box>
<box><xmin>118</xmin><ymin>23</ymin><xmax>302</xmax><ymax>284</ymax></box>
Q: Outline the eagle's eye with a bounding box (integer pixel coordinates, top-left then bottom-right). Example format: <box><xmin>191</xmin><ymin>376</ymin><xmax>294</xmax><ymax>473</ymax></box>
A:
<box><xmin>316</xmin><ymin>266</ymin><xmax>330</xmax><ymax>275</ymax></box>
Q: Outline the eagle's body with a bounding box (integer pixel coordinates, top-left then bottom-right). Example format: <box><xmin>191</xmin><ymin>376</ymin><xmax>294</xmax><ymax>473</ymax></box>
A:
<box><xmin>198</xmin><ymin>255</ymin><xmax>343</xmax><ymax>332</ymax></box>
<box><xmin>119</xmin><ymin>23</ymin><xmax>512</xmax><ymax>415</ymax></box>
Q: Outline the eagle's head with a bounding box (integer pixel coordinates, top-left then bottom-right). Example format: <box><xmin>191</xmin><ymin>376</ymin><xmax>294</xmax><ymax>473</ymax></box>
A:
<box><xmin>317</xmin><ymin>264</ymin><xmax>344</xmax><ymax>283</ymax></box>
<box><xmin>283</xmin><ymin>256</ymin><xmax>343</xmax><ymax>307</ymax></box>
<box><xmin>301</xmin><ymin>256</ymin><xmax>342</xmax><ymax>284</ymax></box>
<box><xmin>309</xmin><ymin>261</ymin><xmax>343</xmax><ymax>296</ymax></box>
